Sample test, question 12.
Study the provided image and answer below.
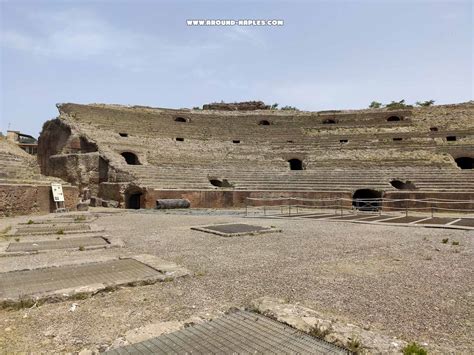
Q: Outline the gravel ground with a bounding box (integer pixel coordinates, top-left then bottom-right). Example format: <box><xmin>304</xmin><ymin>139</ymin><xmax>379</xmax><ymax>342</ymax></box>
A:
<box><xmin>0</xmin><ymin>209</ymin><xmax>472</xmax><ymax>353</ymax></box>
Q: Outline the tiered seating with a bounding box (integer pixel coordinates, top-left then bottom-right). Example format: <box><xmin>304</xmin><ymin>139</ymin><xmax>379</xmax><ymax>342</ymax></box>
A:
<box><xmin>0</xmin><ymin>140</ymin><xmax>59</xmax><ymax>184</ymax></box>
<box><xmin>123</xmin><ymin>165</ymin><xmax>474</xmax><ymax>192</ymax></box>
<box><xmin>40</xmin><ymin>102</ymin><xmax>473</xmax><ymax>206</ymax></box>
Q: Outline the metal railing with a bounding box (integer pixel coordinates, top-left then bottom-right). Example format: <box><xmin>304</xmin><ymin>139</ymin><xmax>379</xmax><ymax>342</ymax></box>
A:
<box><xmin>245</xmin><ymin>196</ymin><xmax>474</xmax><ymax>218</ymax></box>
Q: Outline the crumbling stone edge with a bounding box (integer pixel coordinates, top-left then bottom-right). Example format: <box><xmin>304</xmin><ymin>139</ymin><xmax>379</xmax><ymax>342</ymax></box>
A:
<box><xmin>0</xmin><ymin>254</ymin><xmax>190</xmax><ymax>310</ymax></box>
<box><xmin>247</xmin><ymin>296</ymin><xmax>410</xmax><ymax>354</ymax></box>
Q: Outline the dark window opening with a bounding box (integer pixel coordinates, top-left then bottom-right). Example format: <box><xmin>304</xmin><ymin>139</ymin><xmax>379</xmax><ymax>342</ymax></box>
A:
<box><xmin>454</xmin><ymin>157</ymin><xmax>473</xmax><ymax>169</ymax></box>
<box><xmin>352</xmin><ymin>189</ymin><xmax>382</xmax><ymax>211</ymax></box>
<box><xmin>121</xmin><ymin>152</ymin><xmax>140</xmax><ymax>165</ymax></box>
<box><xmin>446</xmin><ymin>136</ymin><xmax>457</xmax><ymax>141</ymax></box>
<box><xmin>126</xmin><ymin>192</ymin><xmax>142</xmax><ymax>209</ymax></box>
<box><xmin>393</xmin><ymin>138</ymin><xmax>403</xmax><ymax>141</ymax></box>
<box><xmin>340</xmin><ymin>139</ymin><xmax>348</xmax><ymax>144</ymax></box>
<box><xmin>209</xmin><ymin>178</ymin><xmax>233</xmax><ymax>187</ymax></box>
<box><xmin>259</xmin><ymin>120</ymin><xmax>271</xmax><ymax>126</ymax></box>
<box><xmin>429</xmin><ymin>127</ymin><xmax>438</xmax><ymax>132</ymax></box>
<box><xmin>175</xmin><ymin>117</ymin><xmax>188</xmax><ymax>123</ymax></box>
<box><xmin>232</xmin><ymin>140</ymin><xmax>240</xmax><ymax>144</ymax></box>
<box><xmin>176</xmin><ymin>137</ymin><xmax>184</xmax><ymax>142</ymax></box>
<box><xmin>288</xmin><ymin>158</ymin><xmax>304</xmax><ymax>170</ymax></box>
<box><xmin>390</xmin><ymin>179</ymin><xmax>416</xmax><ymax>190</ymax></box>
<box><xmin>387</xmin><ymin>116</ymin><xmax>402</xmax><ymax>122</ymax></box>
<box><xmin>119</xmin><ymin>133</ymin><xmax>128</xmax><ymax>137</ymax></box>
<box><xmin>287</xmin><ymin>140</ymin><xmax>294</xmax><ymax>143</ymax></box>
<box><xmin>322</xmin><ymin>119</ymin><xmax>337</xmax><ymax>124</ymax></box>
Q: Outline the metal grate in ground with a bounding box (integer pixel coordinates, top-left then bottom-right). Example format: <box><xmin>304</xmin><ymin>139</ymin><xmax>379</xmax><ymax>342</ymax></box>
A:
<box><xmin>452</xmin><ymin>218</ymin><xmax>474</xmax><ymax>227</ymax></box>
<box><xmin>105</xmin><ymin>310</ymin><xmax>350</xmax><ymax>354</ymax></box>
<box><xmin>414</xmin><ymin>217</ymin><xmax>456</xmax><ymax>225</ymax></box>
<box><xmin>6</xmin><ymin>236</ymin><xmax>109</xmax><ymax>252</ymax></box>
<box><xmin>192</xmin><ymin>223</ymin><xmax>278</xmax><ymax>237</ymax></box>
<box><xmin>0</xmin><ymin>259</ymin><xmax>161</xmax><ymax>300</ymax></box>
<box><xmin>378</xmin><ymin>216</ymin><xmax>426</xmax><ymax>224</ymax></box>
<box><xmin>15</xmin><ymin>223</ymin><xmax>91</xmax><ymax>234</ymax></box>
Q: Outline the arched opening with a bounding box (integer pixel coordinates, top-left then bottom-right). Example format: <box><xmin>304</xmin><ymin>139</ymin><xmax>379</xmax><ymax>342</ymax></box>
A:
<box><xmin>393</xmin><ymin>137</ymin><xmax>403</xmax><ymax>141</ymax></box>
<box><xmin>119</xmin><ymin>132</ymin><xmax>128</xmax><ymax>137</ymax></box>
<box><xmin>446</xmin><ymin>136</ymin><xmax>457</xmax><ymax>141</ymax></box>
<box><xmin>288</xmin><ymin>158</ymin><xmax>304</xmax><ymax>170</ymax></box>
<box><xmin>340</xmin><ymin>139</ymin><xmax>348</xmax><ymax>144</ymax></box>
<box><xmin>390</xmin><ymin>179</ymin><xmax>416</xmax><ymax>190</ymax></box>
<box><xmin>232</xmin><ymin>140</ymin><xmax>240</xmax><ymax>144</ymax></box>
<box><xmin>176</xmin><ymin>137</ymin><xmax>184</xmax><ymax>142</ymax></box>
<box><xmin>121</xmin><ymin>152</ymin><xmax>140</xmax><ymax>165</ymax></box>
<box><xmin>387</xmin><ymin>116</ymin><xmax>401</xmax><ymax>122</ymax></box>
<box><xmin>322</xmin><ymin>119</ymin><xmax>337</xmax><ymax>124</ymax></box>
<box><xmin>126</xmin><ymin>192</ymin><xmax>142</xmax><ymax>209</ymax></box>
<box><xmin>175</xmin><ymin>117</ymin><xmax>188</xmax><ymax>123</ymax></box>
<box><xmin>352</xmin><ymin>189</ymin><xmax>382</xmax><ymax>211</ymax></box>
<box><xmin>209</xmin><ymin>178</ymin><xmax>233</xmax><ymax>187</ymax></box>
<box><xmin>259</xmin><ymin>120</ymin><xmax>271</xmax><ymax>126</ymax></box>
<box><xmin>455</xmin><ymin>157</ymin><xmax>474</xmax><ymax>169</ymax></box>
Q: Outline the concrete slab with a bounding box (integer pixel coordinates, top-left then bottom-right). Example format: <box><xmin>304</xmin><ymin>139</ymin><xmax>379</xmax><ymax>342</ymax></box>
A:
<box><xmin>0</xmin><ymin>255</ymin><xmax>189</xmax><ymax>307</ymax></box>
<box><xmin>105</xmin><ymin>310</ymin><xmax>349</xmax><ymax>355</ymax></box>
<box><xmin>191</xmin><ymin>223</ymin><xmax>281</xmax><ymax>237</ymax></box>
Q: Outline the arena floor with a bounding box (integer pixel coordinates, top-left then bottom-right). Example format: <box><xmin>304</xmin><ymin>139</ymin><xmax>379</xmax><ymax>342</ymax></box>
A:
<box><xmin>0</xmin><ymin>208</ymin><xmax>472</xmax><ymax>353</ymax></box>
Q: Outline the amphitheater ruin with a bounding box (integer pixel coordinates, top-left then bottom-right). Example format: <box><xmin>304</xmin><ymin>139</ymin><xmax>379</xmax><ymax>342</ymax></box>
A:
<box><xmin>0</xmin><ymin>101</ymin><xmax>473</xmax><ymax>353</ymax></box>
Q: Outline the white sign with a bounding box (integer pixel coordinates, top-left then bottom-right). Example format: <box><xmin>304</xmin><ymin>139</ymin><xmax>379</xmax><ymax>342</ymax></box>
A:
<box><xmin>51</xmin><ymin>183</ymin><xmax>65</xmax><ymax>202</ymax></box>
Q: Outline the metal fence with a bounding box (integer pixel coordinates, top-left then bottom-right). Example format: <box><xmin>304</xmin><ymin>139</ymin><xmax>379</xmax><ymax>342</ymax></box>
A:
<box><xmin>245</xmin><ymin>196</ymin><xmax>474</xmax><ymax>218</ymax></box>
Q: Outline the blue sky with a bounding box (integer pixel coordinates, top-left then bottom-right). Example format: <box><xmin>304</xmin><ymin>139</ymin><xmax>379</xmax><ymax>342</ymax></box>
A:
<box><xmin>1</xmin><ymin>0</ymin><xmax>472</xmax><ymax>136</ymax></box>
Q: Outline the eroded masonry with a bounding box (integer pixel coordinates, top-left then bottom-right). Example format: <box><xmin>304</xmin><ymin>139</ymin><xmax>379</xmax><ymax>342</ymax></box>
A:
<box><xmin>30</xmin><ymin>101</ymin><xmax>474</xmax><ymax>213</ymax></box>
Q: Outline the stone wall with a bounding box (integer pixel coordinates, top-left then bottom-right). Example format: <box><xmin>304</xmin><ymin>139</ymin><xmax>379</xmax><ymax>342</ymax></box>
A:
<box><xmin>0</xmin><ymin>184</ymin><xmax>79</xmax><ymax>217</ymax></box>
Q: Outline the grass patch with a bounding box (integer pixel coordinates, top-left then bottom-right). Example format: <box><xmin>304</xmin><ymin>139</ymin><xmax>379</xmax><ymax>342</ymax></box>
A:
<box><xmin>74</xmin><ymin>215</ymin><xmax>87</xmax><ymax>222</ymax></box>
<box><xmin>441</xmin><ymin>238</ymin><xmax>449</xmax><ymax>244</ymax></box>
<box><xmin>78</xmin><ymin>246</ymin><xmax>85</xmax><ymax>251</ymax></box>
<box><xmin>452</xmin><ymin>241</ymin><xmax>459</xmax><ymax>246</ymax></box>
<box><xmin>14</xmin><ymin>238</ymin><xmax>20</xmax><ymax>242</ymax></box>
<box><xmin>27</xmin><ymin>220</ymin><xmax>34</xmax><ymax>225</ymax></box>
<box><xmin>402</xmin><ymin>342</ymin><xmax>427</xmax><ymax>355</ymax></box>
<box><xmin>56</xmin><ymin>229</ymin><xmax>64</xmax><ymax>235</ymax></box>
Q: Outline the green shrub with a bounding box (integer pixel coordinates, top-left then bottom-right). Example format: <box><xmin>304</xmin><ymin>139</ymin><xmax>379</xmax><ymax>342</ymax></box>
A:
<box><xmin>442</xmin><ymin>238</ymin><xmax>449</xmax><ymax>244</ymax></box>
<box><xmin>402</xmin><ymin>342</ymin><xmax>427</xmax><ymax>355</ymax></box>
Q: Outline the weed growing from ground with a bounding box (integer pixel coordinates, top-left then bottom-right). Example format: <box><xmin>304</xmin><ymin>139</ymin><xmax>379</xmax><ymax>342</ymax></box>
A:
<box><xmin>442</xmin><ymin>238</ymin><xmax>449</xmax><ymax>244</ymax></box>
<box><xmin>402</xmin><ymin>342</ymin><xmax>427</xmax><ymax>355</ymax></box>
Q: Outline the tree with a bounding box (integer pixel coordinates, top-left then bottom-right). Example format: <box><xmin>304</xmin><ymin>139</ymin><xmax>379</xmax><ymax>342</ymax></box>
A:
<box><xmin>271</xmin><ymin>103</ymin><xmax>279</xmax><ymax>110</ymax></box>
<box><xmin>385</xmin><ymin>99</ymin><xmax>413</xmax><ymax>109</ymax></box>
<box><xmin>369</xmin><ymin>101</ymin><xmax>382</xmax><ymax>109</ymax></box>
<box><xmin>415</xmin><ymin>100</ymin><xmax>435</xmax><ymax>107</ymax></box>
<box><xmin>280</xmin><ymin>105</ymin><xmax>299</xmax><ymax>111</ymax></box>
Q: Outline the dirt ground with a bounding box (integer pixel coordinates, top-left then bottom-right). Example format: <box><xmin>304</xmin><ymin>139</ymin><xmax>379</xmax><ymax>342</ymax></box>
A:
<box><xmin>0</xmin><ymin>209</ymin><xmax>472</xmax><ymax>353</ymax></box>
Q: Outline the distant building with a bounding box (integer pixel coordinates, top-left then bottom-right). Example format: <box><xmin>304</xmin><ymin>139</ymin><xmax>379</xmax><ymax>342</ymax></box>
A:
<box><xmin>6</xmin><ymin>130</ymin><xmax>38</xmax><ymax>155</ymax></box>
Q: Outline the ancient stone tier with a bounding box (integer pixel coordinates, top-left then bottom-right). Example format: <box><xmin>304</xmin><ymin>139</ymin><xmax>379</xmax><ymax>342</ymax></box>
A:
<box><xmin>0</xmin><ymin>138</ymin><xmax>78</xmax><ymax>216</ymax></box>
<box><xmin>202</xmin><ymin>101</ymin><xmax>270</xmax><ymax>111</ymax></box>
<box><xmin>37</xmin><ymin>102</ymin><xmax>474</xmax><ymax>209</ymax></box>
